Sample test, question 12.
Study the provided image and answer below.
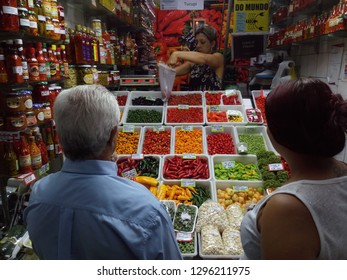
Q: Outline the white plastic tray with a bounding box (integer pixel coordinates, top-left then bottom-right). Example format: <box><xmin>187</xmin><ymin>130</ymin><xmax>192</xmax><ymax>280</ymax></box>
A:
<box><xmin>110</xmin><ymin>90</ymin><xmax>130</xmax><ymax>107</ymax></box>
<box><xmin>234</xmin><ymin>125</ymin><xmax>279</xmax><ymax>155</ymax></box>
<box><xmin>205</xmin><ymin>105</ymin><xmax>247</xmax><ymax>126</ymax></box>
<box><xmin>123</xmin><ymin>106</ymin><xmax>164</xmax><ymax>126</ymax></box>
<box><xmin>167</xmin><ymin>91</ymin><xmax>204</xmax><ymax>106</ymax></box>
<box><xmin>165</xmin><ymin>106</ymin><xmax>205</xmax><ymax>126</ymax></box>
<box><xmin>204</xmin><ymin>125</ymin><xmax>237</xmax><ymax>155</ymax></box>
<box><xmin>211</xmin><ymin>154</ymin><xmax>262</xmax><ymax>182</ymax></box>
<box><xmin>139</xmin><ymin>126</ymin><xmax>174</xmax><ymax>155</ymax></box>
<box><xmin>128</xmin><ymin>91</ymin><xmax>165</xmax><ymax>106</ymax></box>
<box><xmin>173</xmin><ymin>126</ymin><xmax>207</xmax><ymax>154</ymax></box>
<box><xmin>114</xmin><ymin>125</ymin><xmax>143</xmax><ymax>155</ymax></box>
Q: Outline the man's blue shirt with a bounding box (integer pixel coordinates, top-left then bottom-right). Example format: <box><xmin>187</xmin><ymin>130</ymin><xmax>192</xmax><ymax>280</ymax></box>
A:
<box><xmin>24</xmin><ymin>159</ymin><xmax>182</xmax><ymax>260</ymax></box>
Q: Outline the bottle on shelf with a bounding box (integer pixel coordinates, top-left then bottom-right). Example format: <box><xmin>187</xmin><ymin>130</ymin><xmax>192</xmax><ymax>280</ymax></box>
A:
<box><xmin>74</xmin><ymin>24</ymin><xmax>87</xmax><ymax>64</ymax></box>
<box><xmin>42</xmin><ymin>42</ymin><xmax>51</xmax><ymax>79</ymax></box>
<box><xmin>36</xmin><ymin>42</ymin><xmax>47</xmax><ymax>81</ymax></box>
<box><xmin>53</xmin><ymin>126</ymin><xmax>62</xmax><ymax>156</ymax></box>
<box><xmin>28</xmin><ymin>135</ymin><xmax>42</xmax><ymax>170</ymax></box>
<box><xmin>14</xmin><ymin>39</ymin><xmax>29</xmax><ymax>82</ymax></box>
<box><xmin>0</xmin><ymin>53</ymin><xmax>9</xmax><ymax>84</ymax></box>
<box><xmin>89</xmin><ymin>30</ymin><xmax>99</xmax><ymax>64</ymax></box>
<box><xmin>60</xmin><ymin>44</ymin><xmax>69</xmax><ymax>77</ymax></box>
<box><xmin>34</xmin><ymin>132</ymin><xmax>49</xmax><ymax>165</ymax></box>
<box><xmin>48</xmin><ymin>44</ymin><xmax>57</xmax><ymax>79</ymax></box>
<box><xmin>5</xmin><ymin>39</ymin><xmax>24</xmax><ymax>84</ymax></box>
<box><xmin>3</xmin><ymin>140</ymin><xmax>19</xmax><ymax>177</ymax></box>
<box><xmin>55</xmin><ymin>46</ymin><xmax>63</xmax><ymax>78</ymax></box>
<box><xmin>45</xmin><ymin>127</ymin><xmax>55</xmax><ymax>160</ymax></box>
<box><xmin>84</xmin><ymin>26</ymin><xmax>92</xmax><ymax>63</ymax></box>
<box><xmin>27</xmin><ymin>47</ymin><xmax>40</xmax><ymax>81</ymax></box>
<box><xmin>18</xmin><ymin>134</ymin><xmax>33</xmax><ymax>174</ymax></box>
<box><xmin>28</xmin><ymin>9</ymin><xmax>38</xmax><ymax>36</ymax></box>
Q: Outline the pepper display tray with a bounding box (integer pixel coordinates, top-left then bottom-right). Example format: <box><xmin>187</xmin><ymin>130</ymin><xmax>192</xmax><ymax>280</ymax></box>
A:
<box><xmin>162</xmin><ymin>154</ymin><xmax>212</xmax><ymax>181</ymax></box>
<box><xmin>204</xmin><ymin>125</ymin><xmax>237</xmax><ymax>155</ymax></box>
<box><xmin>173</xmin><ymin>203</ymin><xmax>198</xmax><ymax>234</ymax></box>
<box><xmin>116</xmin><ymin>154</ymin><xmax>162</xmax><ymax>181</ymax></box>
<box><xmin>165</xmin><ymin>106</ymin><xmax>205</xmax><ymax>126</ymax></box>
<box><xmin>128</xmin><ymin>91</ymin><xmax>165</xmax><ymax>106</ymax></box>
<box><xmin>173</xmin><ymin>125</ymin><xmax>207</xmax><ymax>155</ymax></box>
<box><xmin>234</xmin><ymin>125</ymin><xmax>279</xmax><ymax>155</ymax></box>
<box><xmin>211</xmin><ymin>154</ymin><xmax>262</xmax><ymax>183</ymax></box>
<box><xmin>139</xmin><ymin>126</ymin><xmax>174</xmax><ymax>155</ymax></box>
<box><xmin>167</xmin><ymin>91</ymin><xmax>204</xmax><ymax>106</ymax></box>
<box><xmin>178</xmin><ymin>231</ymin><xmax>198</xmax><ymax>260</ymax></box>
<box><xmin>123</xmin><ymin>106</ymin><xmax>164</xmax><ymax>126</ymax></box>
<box><xmin>212</xmin><ymin>180</ymin><xmax>265</xmax><ymax>210</ymax></box>
<box><xmin>205</xmin><ymin>105</ymin><xmax>247</xmax><ymax>126</ymax></box>
<box><xmin>110</xmin><ymin>90</ymin><xmax>130</xmax><ymax>107</ymax></box>
<box><xmin>114</xmin><ymin>125</ymin><xmax>143</xmax><ymax>156</ymax></box>
<box><xmin>158</xmin><ymin>180</ymin><xmax>213</xmax><ymax>208</ymax></box>
<box><xmin>204</xmin><ymin>90</ymin><xmax>243</xmax><ymax>106</ymax></box>
<box><xmin>251</xmin><ymin>89</ymin><xmax>271</xmax><ymax>109</ymax></box>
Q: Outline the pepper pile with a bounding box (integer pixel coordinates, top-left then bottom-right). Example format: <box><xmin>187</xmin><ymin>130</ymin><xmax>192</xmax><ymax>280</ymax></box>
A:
<box><xmin>214</xmin><ymin>161</ymin><xmax>261</xmax><ymax>180</ymax></box>
<box><xmin>117</xmin><ymin>156</ymin><xmax>160</xmax><ymax>179</ymax></box>
<box><xmin>142</xmin><ymin>129</ymin><xmax>171</xmax><ymax>155</ymax></box>
<box><xmin>126</xmin><ymin>109</ymin><xmax>162</xmax><ymax>123</ymax></box>
<box><xmin>168</xmin><ymin>93</ymin><xmax>202</xmax><ymax>105</ymax></box>
<box><xmin>115</xmin><ymin>131</ymin><xmax>140</xmax><ymax>154</ymax></box>
<box><xmin>222</xmin><ymin>94</ymin><xmax>242</xmax><ymax>105</ymax></box>
<box><xmin>166</xmin><ymin>107</ymin><xmax>203</xmax><ymax>123</ymax></box>
<box><xmin>163</xmin><ymin>156</ymin><xmax>209</xmax><ymax>179</ymax></box>
<box><xmin>255</xmin><ymin>95</ymin><xmax>267</xmax><ymax>123</ymax></box>
<box><xmin>116</xmin><ymin>95</ymin><xmax>128</xmax><ymax>106</ymax></box>
<box><xmin>206</xmin><ymin>111</ymin><xmax>228</xmax><ymax>122</ymax></box>
<box><xmin>131</xmin><ymin>96</ymin><xmax>164</xmax><ymax>106</ymax></box>
<box><xmin>175</xmin><ymin>129</ymin><xmax>203</xmax><ymax>154</ymax></box>
<box><xmin>207</xmin><ymin>133</ymin><xmax>235</xmax><ymax>155</ymax></box>
<box><xmin>238</xmin><ymin>134</ymin><xmax>267</xmax><ymax>154</ymax></box>
<box><xmin>205</xmin><ymin>92</ymin><xmax>222</xmax><ymax>105</ymax></box>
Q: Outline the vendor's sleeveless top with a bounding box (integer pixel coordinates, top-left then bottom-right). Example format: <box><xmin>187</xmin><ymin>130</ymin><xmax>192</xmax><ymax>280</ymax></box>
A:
<box><xmin>240</xmin><ymin>176</ymin><xmax>347</xmax><ymax>260</ymax></box>
<box><xmin>189</xmin><ymin>64</ymin><xmax>222</xmax><ymax>91</ymax></box>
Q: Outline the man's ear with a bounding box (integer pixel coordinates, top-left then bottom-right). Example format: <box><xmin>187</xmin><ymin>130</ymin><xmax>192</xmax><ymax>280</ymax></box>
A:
<box><xmin>108</xmin><ymin>126</ymin><xmax>118</xmax><ymax>145</ymax></box>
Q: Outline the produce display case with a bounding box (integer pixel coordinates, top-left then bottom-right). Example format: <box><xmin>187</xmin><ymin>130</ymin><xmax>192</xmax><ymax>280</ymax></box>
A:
<box><xmin>167</xmin><ymin>91</ymin><xmax>204</xmax><ymax>106</ymax></box>
<box><xmin>204</xmin><ymin>90</ymin><xmax>244</xmax><ymax>106</ymax></box>
<box><xmin>165</xmin><ymin>106</ymin><xmax>205</xmax><ymax>126</ymax></box>
<box><xmin>204</xmin><ymin>125</ymin><xmax>237</xmax><ymax>155</ymax></box>
<box><xmin>123</xmin><ymin>106</ymin><xmax>164</xmax><ymax>126</ymax></box>
<box><xmin>139</xmin><ymin>126</ymin><xmax>174</xmax><ymax>155</ymax></box>
<box><xmin>114</xmin><ymin>125</ymin><xmax>143</xmax><ymax>156</ymax></box>
<box><xmin>172</xmin><ymin>126</ymin><xmax>207</xmax><ymax>155</ymax></box>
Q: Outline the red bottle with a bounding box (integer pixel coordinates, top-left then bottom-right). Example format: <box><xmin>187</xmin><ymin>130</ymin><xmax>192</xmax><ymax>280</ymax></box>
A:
<box><xmin>35</xmin><ymin>132</ymin><xmax>48</xmax><ymax>165</ymax></box>
<box><xmin>27</xmin><ymin>47</ymin><xmax>40</xmax><ymax>81</ymax></box>
<box><xmin>36</xmin><ymin>42</ymin><xmax>47</xmax><ymax>81</ymax></box>
<box><xmin>18</xmin><ymin>135</ymin><xmax>32</xmax><ymax>174</ymax></box>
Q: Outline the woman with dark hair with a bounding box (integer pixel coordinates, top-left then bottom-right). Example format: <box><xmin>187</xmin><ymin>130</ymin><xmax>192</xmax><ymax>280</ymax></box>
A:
<box><xmin>240</xmin><ymin>78</ymin><xmax>347</xmax><ymax>259</ymax></box>
<box><xmin>167</xmin><ymin>24</ymin><xmax>224</xmax><ymax>91</ymax></box>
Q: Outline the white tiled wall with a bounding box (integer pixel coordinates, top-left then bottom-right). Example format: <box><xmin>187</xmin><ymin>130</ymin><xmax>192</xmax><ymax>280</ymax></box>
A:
<box><xmin>290</xmin><ymin>37</ymin><xmax>347</xmax><ymax>163</ymax></box>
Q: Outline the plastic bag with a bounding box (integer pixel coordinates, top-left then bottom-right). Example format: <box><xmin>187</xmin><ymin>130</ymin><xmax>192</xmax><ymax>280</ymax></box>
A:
<box><xmin>201</xmin><ymin>224</ymin><xmax>225</xmax><ymax>255</ymax></box>
<box><xmin>222</xmin><ymin>227</ymin><xmax>243</xmax><ymax>256</ymax></box>
<box><xmin>158</xmin><ymin>62</ymin><xmax>176</xmax><ymax>101</ymax></box>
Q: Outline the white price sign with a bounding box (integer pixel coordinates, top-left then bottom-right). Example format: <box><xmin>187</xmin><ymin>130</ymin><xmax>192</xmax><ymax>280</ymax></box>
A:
<box><xmin>122</xmin><ymin>125</ymin><xmax>135</xmax><ymax>133</ymax></box>
<box><xmin>131</xmin><ymin>154</ymin><xmax>144</xmax><ymax>160</ymax></box>
<box><xmin>222</xmin><ymin>161</ymin><xmax>235</xmax><ymax>169</ymax></box>
<box><xmin>176</xmin><ymin>232</ymin><xmax>193</xmax><ymax>242</ymax></box>
<box><xmin>233</xmin><ymin>186</ymin><xmax>249</xmax><ymax>192</ymax></box>
<box><xmin>182</xmin><ymin>153</ymin><xmax>196</xmax><ymax>160</ymax></box>
<box><xmin>39</xmin><ymin>163</ymin><xmax>50</xmax><ymax>175</ymax></box>
<box><xmin>178</xmin><ymin>104</ymin><xmax>189</xmax><ymax>109</ymax></box>
<box><xmin>268</xmin><ymin>163</ymin><xmax>284</xmax><ymax>172</ymax></box>
<box><xmin>208</xmin><ymin>106</ymin><xmax>220</xmax><ymax>112</ymax></box>
<box><xmin>145</xmin><ymin>96</ymin><xmax>156</xmax><ymax>101</ymax></box>
<box><xmin>181</xmin><ymin>179</ymin><xmax>195</xmax><ymax>187</ymax></box>
<box><xmin>122</xmin><ymin>169</ymin><xmax>137</xmax><ymax>179</ymax></box>
<box><xmin>211</xmin><ymin>125</ymin><xmax>224</xmax><ymax>132</ymax></box>
<box><xmin>17</xmin><ymin>172</ymin><xmax>37</xmax><ymax>186</ymax></box>
<box><xmin>182</xmin><ymin>126</ymin><xmax>193</xmax><ymax>131</ymax></box>
<box><xmin>153</xmin><ymin>126</ymin><xmax>165</xmax><ymax>132</ymax></box>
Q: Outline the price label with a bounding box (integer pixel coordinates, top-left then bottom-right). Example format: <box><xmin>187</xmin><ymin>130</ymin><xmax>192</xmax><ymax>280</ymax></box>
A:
<box><xmin>181</xmin><ymin>179</ymin><xmax>195</xmax><ymax>187</ymax></box>
<box><xmin>39</xmin><ymin>163</ymin><xmax>50</xmax><ymax>176</ymax></box>
<box><xmin>233</xmin><ymin>186</ymin><xmax>249</xmax><ymax>192</ymax></box>
<box><xmin>208</xmin><ymin>106</ymin><xmax>220</xmax><ymax>112</ymax></box>
<box><xmin>222</xmin><ymin>161</ymin><xmax>235</xmax><ymax>169</ymax></box>
<box><xmin>17</xmin><ymin>172</ymin><xmax>37</xmax><ymax>186</ymax></box>
<box><xmin>245</xmin><ymin>127</ymin><xmax>256</xmax><ymax>133</ymax></box>
<box><xmin>145</xmin><ymin>96</ymin><xmax>156</xmax><ymax>101</ymax></box>
<box><xmin>182</xmin><ymin>153</ymin><xmax>196</xmax><ymax>159</ymax></box>
<box><xmin>176</xmin><ymin>232</ymin><xmax>193</xmax><ymax>242</ymax></box>
<box><xmin>178</xmin><ymin>104</ymin><xmax>189</xmax><ymax>109</ymax></box>
<box><xmin>182</xmin><ymin>126</ymin><xmax>193</xmax><ymax>131</ymax></box>
<box><xmin>211</xmin><ymin>125</ymin><xmax>224</xmax><ymax>132</ymax></box>
<box><xmin>131</xmin><ymin>154</ymin><xmax>144</xmax><ymax>160</ymax></box>
<box><xmin>268</xmin><ymin>163</ymin><xmax>284</xmax><ymax>172</ymax></box>
<box><xmin>153</xmin><ymin>126</ymin><xmax>165</xmax><ymax>132</ymax></box>
<box><xmin>122</xmin><ymin>168</ymin><xmax>137</xmax><ymax>179</ymax></box>
<box><xmin>122</xmin><ymin>125</ymin><xmax>135</xmax><ymax>133</ymax></box>
<box><xmin>225</xmin><ymin>89</ymin><xmax>239</xmax><ymax>97</ymax></box>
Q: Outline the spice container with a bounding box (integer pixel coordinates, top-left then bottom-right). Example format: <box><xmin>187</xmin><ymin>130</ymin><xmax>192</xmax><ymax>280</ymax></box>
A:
<box><xmin>173</xmin><ymin>204</ymin><xmax>198</xmax><ymax>233</ymax></box>
<box><xmin>33</xmin><ymin>103</ymin><xmax>45</xmax><ymax>125</ymax></box>
<box><xmin>18</xmin><ymin>7</ymin><xmax>30</xmax><ymax>33</ymax></box>
<box><xmin>5</xmin><ymin>112</ymin><xmax>27</xmax><ymax>131</ymax></box>
<box><xmin>0</xmin><ymin>1</ymin><xmax>19</xmax><ymax>31</ymax></box>
<box><xmin>77</xmin><ymin>65</ymin><xmax>93</xmax><ymax>84</ymax></box>
<box><xmin>25</xmin><ymin>111</ymin><xmax>37</xmax><ymax>127</ymax></box>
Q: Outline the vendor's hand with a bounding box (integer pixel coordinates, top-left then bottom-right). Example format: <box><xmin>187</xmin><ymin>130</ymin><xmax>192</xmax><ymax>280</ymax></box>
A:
<box><xmin>167</xmin><ymin>52</ymin><xmax>178</xmax><ymax>68</ymax></box>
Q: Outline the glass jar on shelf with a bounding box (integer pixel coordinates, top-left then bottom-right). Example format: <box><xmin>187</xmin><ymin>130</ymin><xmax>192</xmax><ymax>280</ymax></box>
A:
<box><xmin>5</xmin><ymin>112</ymin><xmax>27</xmax><ymax>131</ymax></box>
<box><xmin>28</xmin><ymin>9</ymin><xmax>38</xmax><ymax>36</ymax></box>
<box><xmin>52</xmin><ymin>18</ymin><xmax>60</xmax><ymax>40</ymax></box>
<box><xmin>18</xmin><ymin>7</ymin><xmax>30</xmax><ymax>33</ymax></box>
<box><xmin>0</xmin><ymin>0</ymin><xmax>19</xmax><ymax>31</ymax></box>
<box><xmin>45</xmin><ymin>16</ymin><xmax>54</xmax><ymax>38</ymax></box>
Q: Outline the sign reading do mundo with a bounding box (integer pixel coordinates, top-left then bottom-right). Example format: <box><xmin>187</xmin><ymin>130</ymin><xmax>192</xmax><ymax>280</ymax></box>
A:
<box><xmin>233</xmin><ymin>0</ymin><xmax>270</xmax><ymax>33</ymax></box>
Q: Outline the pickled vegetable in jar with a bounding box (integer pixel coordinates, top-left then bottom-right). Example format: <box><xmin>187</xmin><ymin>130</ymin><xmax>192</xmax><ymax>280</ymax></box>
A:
<box><xmin>45</xmin><ymin>16</ymin><xmax>54</xmax><ymax>38</ymax></box>
<box><xmin>26</xmin><ymin>111</ymin><xmax>37</xmax><ymax>126</ymax></box>
<box><xmin>42</xmin><ymin>0</ymin><xmax>51</xmax><ymax>17</ymax></box>
<box><xmin>42</xmin><ymin>102</ymin><xmax>52</xmax><ymax>120</ymax></box>
<box><xmin>18</xmin><ymin>7</ymin><xmax>30</xmax><ymax>33</ymax></box>
<box><xmin>52</xmin><ymin>18</ymin><xmax>60</xmax><ymax>40</ymax></box>
<box><xmin>0</xmin><ymin>1</ymin><xmax>19</xmax><ymax>31</ymax></box>
<box><xmin>33</xmin><ymin>103</ymin><xmax>45</xmax><ymax>124</ymax></box>
<box><xmin>64</xmin><ymin>65</ymin><xmax>77</xmax><ymax>88</ymax></box>
<box><xmin>50</xmin><ymin>0</ymin><xmax>57</xmax><ymax>19</ymax></box>
<box><xmin>28</xmin><ymin>9</ymin><xmax>38</xmax><ymax>35</ymax></box>
<box><xmin>37</xmin><ymin>11</ymin><xmax>46</xmax><ymax>36</ymax></box>
<box><xmin>77</xmin><ymin>65</ymin><xmax>93</xmax><ymax>84</ymax></box>
<box><xmin>5</xmin><ymin>112</ymin><xmax>27</xmax><ymax>131</ymax></box>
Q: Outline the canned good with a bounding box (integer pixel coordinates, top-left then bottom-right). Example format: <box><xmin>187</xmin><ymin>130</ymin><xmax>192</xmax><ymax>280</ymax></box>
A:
<box><xmin>5</xmin><ymin>112</ymin><xmax>27</xmax><ymax>131</ymax></box>
<box><xmin>77</xmin><ymin>65</ymin><xmax>94</xmax><ymax>84</ymax></box>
